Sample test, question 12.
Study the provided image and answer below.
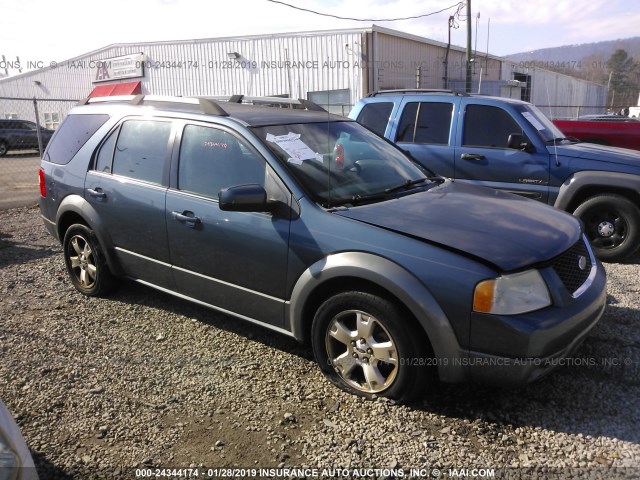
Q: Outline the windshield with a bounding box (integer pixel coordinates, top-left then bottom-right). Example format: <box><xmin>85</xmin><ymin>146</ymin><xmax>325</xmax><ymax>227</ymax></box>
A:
<box><xmin>252</xmin><ymin>121</ymin><xmax>428</xmax><ymax>207</ymax></box>
<box><xmin>516</xmin><ymin>104</ymin><xmax>565</xmax><ymax>143</ymax></box>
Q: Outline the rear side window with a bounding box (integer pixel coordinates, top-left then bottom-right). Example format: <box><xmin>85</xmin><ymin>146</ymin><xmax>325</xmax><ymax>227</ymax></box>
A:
<box><xmin>397</xmin><ymin>102</ymin><xmax>452</xmax><ymax>145</ymax></box>
<box><xmin>463</xmin><ymin>105</ymin><xmax>523</xmax><ymax>148</ymax></box>
<box><xmin>98</xmin><ymin>120</ymin><xmax>172</xmax><ymax>184</ymax></box>
<box><xmin>356</xmin><ymin>102</ymin><xmax>393</xmax><ymax>137</ymax></box>
<box><xmin>44</xmin><ymin>114</ymin><xmax>109</xmax><ymax>164</ymax></box>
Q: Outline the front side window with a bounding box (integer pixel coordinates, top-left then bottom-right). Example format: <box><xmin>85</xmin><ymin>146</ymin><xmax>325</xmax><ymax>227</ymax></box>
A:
<box><xmin>178</xmin><ymin>125</ymin><xmax>266</xmax><ymax>198</ymax></box>
<box><xmin>252</xmin><ymin>121</ymin><xmax>427</xmax><ymax>207</ymax></box>
<box><xmin>397</xmin><ymin>102</ymin><xmax>452</xmax><ymax>145</ymax></box>
<box><xmin>463</xmin><ymin>105</ymin><xmax>523</xmax><ymax>148</ymax></box>
<box><xmin>108</xmin><ymin>120</ymin><xmax>172</xmax><ymax>184</ymax></box>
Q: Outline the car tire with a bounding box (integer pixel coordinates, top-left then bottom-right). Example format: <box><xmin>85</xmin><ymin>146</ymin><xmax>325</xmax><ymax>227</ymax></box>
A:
<box><xmin>311</xmin><ymin>291</ymin><xmax>431</xmax><ymax>402</ymax></box>
<box><xmin>62</xmin><ymin>224</ymin><xmax>114</xmax><ymax>296</ymax></box>
<box><xmin>574</xmin><ymin>194</ymin><xmax>640</xmax><ymax>262</ymax></box>
<box><xmin>0</xmin><ymin>141</ymin><xmax>7</xmax><ymax>157</ymax></box>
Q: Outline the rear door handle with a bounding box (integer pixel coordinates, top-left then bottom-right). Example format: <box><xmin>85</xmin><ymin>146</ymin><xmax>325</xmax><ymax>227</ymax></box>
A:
<box><xmin>87</xmin><ymin>188</ymin><xmax>106</xmax><ymax>199</ymax></box>
<box><xmin>460</xmin><ymin>153</ymin><xmax>486</xmax><ymax>161</ymax></box>
<box><xmin>172</xmin><ymin>211</ymin><xmax>202</xmax><ymax>227</ymax></box>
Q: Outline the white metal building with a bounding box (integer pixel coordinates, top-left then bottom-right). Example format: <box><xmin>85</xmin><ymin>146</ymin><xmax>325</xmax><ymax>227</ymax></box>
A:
<box><xmin>0</xmin><ymin>25</ymin><xmax>606</xmax><ymax>124</ymax></box>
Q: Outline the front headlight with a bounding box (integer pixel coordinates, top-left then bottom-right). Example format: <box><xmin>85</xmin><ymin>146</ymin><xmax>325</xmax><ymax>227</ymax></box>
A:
<box><xmin>473</xmin><ymin>269</ymin><xmax>551</xmax><ymax>315</ymax></box>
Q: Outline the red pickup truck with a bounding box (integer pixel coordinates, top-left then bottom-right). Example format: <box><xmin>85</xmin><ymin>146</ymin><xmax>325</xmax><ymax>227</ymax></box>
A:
<box><xmin>552</xmin><ymin>116</ymin><xmax>640</xmax><ymax>151</ymax></box>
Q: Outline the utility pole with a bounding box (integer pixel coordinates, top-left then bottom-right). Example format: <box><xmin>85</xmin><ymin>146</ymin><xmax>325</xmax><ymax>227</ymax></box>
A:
<box><xmin>465</xmin><ymin>0</ymin><xmax>472</xmax><ymax>93</ymax></box>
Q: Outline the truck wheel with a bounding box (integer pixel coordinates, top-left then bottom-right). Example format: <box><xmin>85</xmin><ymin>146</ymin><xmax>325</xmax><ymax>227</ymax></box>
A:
<box><xmin>311</xmin><ymin>291</ymin><xmax>431</xmax><ymax>402</ymax></box>
<box><xmin>62</xmin><ymin>224</ymin><xmax>115</xmax><ymax>296</ymax></box>
<box><xmin>0</xmin><ymin>141</ymin><xmax>8</xmax><ymax>157</ymax></box>
<box><xmin>574</xmin><ymin>194</ymin><xmax>640</xmax><ymax>262</ymax></box>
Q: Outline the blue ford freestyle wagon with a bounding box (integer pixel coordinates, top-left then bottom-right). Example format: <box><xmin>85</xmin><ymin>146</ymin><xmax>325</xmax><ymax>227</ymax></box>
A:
<box><xmin>39</xmin><ymin>95</ymin><xmax>607</xmax><ymax>401</ymax></box>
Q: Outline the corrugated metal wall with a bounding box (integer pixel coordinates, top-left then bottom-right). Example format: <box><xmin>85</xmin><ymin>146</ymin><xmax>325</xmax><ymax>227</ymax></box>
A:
<box><xmin>373</xmin><ymin>31</ymin><xmax>462</xmax><ymax>90</ymax></box>
<box><xmin>0</xmin><ymin>30</ymin><xmax>365</xmax><ymax>106</ymax></box>
<box><xmin>370</xmin><ymin>30</ymin><xmax>500</xmax><ymax>93</ymax></box>
<box><xmin>503</xmin><ymin>62</ymin><xmax>608</xmax><ymax>118</ymax></box>
<box><xmin>0</xmin><ymin>26</ymin><xmax>607</xmax><ymax>121</ymax></box>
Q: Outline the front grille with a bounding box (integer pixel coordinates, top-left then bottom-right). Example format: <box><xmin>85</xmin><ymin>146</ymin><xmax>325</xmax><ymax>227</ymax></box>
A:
<box><xmin>551</xmin><ymin>237</ymin><xmax>593</xmax><ymax>295</ymax></box>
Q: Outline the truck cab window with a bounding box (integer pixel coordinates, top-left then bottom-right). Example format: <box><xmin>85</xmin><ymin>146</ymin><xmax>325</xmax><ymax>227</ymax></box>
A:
<box><xmin>463</xmin><ymin>105</ymin><xmax>523</xmax><ymax>148</ymax></box>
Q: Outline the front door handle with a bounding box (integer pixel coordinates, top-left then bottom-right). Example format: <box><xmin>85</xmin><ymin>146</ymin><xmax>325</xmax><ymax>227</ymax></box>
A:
<box><xmin>172</xmin><ymin>211</ymin><xmax>202</xmax><ymax>227</ymax></box>
<box><xmin>87</xmin><ymin>188</ymin><xmax>106</xmax><ymax>199</ymax></box>
<box><xmin>460</xmin><ymin>153</ymin><xmax>486</xmax><ymax>161</ymax></box>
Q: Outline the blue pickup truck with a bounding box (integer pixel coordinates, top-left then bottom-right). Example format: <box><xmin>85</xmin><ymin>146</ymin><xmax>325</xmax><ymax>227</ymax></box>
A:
<box><xmin>350</xmin><ymin>90</ymin><xmax>640</xmax><ymax>262</ymax></box>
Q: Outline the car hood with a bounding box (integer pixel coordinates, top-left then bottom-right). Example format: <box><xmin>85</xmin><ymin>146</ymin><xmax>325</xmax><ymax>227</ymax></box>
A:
<box><xmin>333</xmin><ymin>180</ymin><xmax>581</xmax><ymax>271</ymax></box>
<box><xmin>551</xmin><ymin>143</ymin><xmax>640</xmax><ymax>167</ymax></box>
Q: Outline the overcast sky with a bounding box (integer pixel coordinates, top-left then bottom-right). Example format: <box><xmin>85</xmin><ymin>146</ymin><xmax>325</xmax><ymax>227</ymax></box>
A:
<box><xmin>1</xmin><ymin>0</ymin><xmax>639</xmax><ymax>71</ymax></box>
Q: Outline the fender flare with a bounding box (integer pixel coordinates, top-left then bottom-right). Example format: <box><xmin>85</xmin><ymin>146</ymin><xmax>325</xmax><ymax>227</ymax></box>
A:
<box><xmin>554</xmin><ymin>171</ymin><xmax>640</xmax><ymax>212</ymax></box>
<box><xmin>287</xmin><ymin>252</ymin><xmax>465</xmax><ymax>382</ymax></box>
<box><xmin>55</xmin><ymin>195</ymin><xmax>123</xmax><ymax>276</ymax></box>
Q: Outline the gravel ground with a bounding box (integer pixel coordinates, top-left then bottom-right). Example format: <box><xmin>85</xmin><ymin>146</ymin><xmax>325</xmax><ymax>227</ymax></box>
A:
<box><xmin>1</xmin><ymin>205</ymin><xmax>639</xmax><ymax>480</ymax></box>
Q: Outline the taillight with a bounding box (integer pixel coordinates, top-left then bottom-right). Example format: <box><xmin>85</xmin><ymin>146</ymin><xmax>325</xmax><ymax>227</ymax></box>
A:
<box><xmin>38</xmin><ymin>168</ymin><xmax>46</xmax><ymax>197</ymax></box>
<box><xmin>334</xmin><ymin>144</ymin><xmax>345</xmax><ymax>170</ymax></box>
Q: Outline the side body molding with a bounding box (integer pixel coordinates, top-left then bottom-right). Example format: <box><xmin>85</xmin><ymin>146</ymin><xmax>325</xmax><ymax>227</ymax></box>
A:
<box><xmin>287</xmin><ymin>252</ymin><xmax>466</xmax><ymax>382</ymax></box>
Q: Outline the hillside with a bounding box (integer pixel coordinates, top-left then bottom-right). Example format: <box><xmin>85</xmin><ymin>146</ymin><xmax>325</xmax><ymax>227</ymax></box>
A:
<box><xmin>506</xmin><ymin>37</ymin><xmax>640</xmax><ymax>107</ymax></box>
<box><xmin>505</xmin><ymin>37</ymin><xmax>640</xmax><ymax>65</ymax></box>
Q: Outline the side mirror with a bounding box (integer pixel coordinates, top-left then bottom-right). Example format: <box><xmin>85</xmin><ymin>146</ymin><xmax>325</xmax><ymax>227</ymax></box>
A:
<box><xmin>218</xmin><ymin>184</ymin><xmax>272</xmax><ymax>212</ymax></box>
<box><xmin>507</xmin><ymin>133</ymin><xmax>535</xmax><ymax>152</ymax></box>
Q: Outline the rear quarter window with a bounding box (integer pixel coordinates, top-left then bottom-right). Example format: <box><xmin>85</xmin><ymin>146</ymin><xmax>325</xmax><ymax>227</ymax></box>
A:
<box><xmin>356</xmin><ymin>102</ymin><xmax>393</xmax><ymax>137</ymax></box>
<box><xmin>44</xmin><ymin>114</ymin><xmax>109</xmax><ymax>164</ymax></box>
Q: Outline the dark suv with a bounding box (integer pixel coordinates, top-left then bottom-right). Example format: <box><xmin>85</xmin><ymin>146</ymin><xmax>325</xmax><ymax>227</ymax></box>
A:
<box><xmin>0</xmin><ymin>119</ymin><xmax>54</xmax><ymax>156</ymax></box>
<box><xmin>39</xmin><ymin>95</ymin><xmax>606</xmax><ymax>401</ymax></box>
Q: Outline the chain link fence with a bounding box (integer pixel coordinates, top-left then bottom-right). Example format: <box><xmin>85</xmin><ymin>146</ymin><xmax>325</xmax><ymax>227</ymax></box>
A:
<box><xmin>0</xmin><ymin>97</ymin><xmax>77</xmax><ymax>209</ymax></box>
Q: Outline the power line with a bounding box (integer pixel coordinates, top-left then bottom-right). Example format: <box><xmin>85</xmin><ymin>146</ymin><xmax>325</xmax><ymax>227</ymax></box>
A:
<box><xmin>265</xmin><ymin>0</ymin><xmax>465</xmax><ymax>22</ymax></box>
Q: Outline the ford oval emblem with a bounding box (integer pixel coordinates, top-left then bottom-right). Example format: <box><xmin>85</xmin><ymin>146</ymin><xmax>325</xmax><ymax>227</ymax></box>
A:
<box><xmin>578</xmin><ymin>255</ymin><xmax>588</xmax><ymax>271</ymax></box>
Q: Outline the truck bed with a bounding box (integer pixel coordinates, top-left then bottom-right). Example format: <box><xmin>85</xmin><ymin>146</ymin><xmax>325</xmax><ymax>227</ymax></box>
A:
<box><xmin>553</xmin><ymin>118</ymin><xmax>640</xmax><ymax>151</ymax></box>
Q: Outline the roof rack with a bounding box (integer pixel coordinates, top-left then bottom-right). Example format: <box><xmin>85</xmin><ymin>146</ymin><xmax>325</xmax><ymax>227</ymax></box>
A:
<box><xmin>368</xmin><ymin>89</ymin><xmax>468</xmax><ymax>97</ymax></box>
<box><xmin>207</xmin><ymin>95</ymin><xmax>326</xmax><ymax>111</ymax></box>
<box><xmin>78</xmin><ymin>94</ymin><xmax>230</xmax><ymax>116</ymax></box>
<box><xmin>77</xmin><ymin>94</ymin><xmax>327</xmax><ymax>115</ymax></box>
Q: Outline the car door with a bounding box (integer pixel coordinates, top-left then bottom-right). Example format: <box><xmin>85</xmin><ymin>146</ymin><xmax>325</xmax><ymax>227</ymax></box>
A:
<box><xmin>84</xmin><ymin>118</ymin><xmax>174</xmax><ymax>287</ymax></box>
<box><xmin>2</xmin><ymin>121</ymin><xmax>30</xmax><ymax>150</ymax></box>
<box><xmin>165</xmin><ymin>122</ymin><xmax>292</xmax><ymax>327</ymax></box>
<box><xmin>454</xmin><ymin>101</ymin><xmax>550</xmax><ymax>202</ymax></box>
<box><xmin>391</xmin><ymin>98</ymin><xmax>458</xmax><ymax>178</ymax></box>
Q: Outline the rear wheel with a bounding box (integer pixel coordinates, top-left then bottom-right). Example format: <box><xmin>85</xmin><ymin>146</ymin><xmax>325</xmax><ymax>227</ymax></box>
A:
<box><xmin>311</xmin><ymin>291</ymin><xmax>431</xmax><ymax>402</ymax></box>
<box><xmin>574</xmin><ymin>194</ymin><xmax>640</xmax><ymax>262</ymax></box>
<box><xmin>0</xmin><ymin>141</ymin><xmax>7</xmax><ymax>157</ymax></box>
<box><xmin>62</xmin><ymin>224</ymin><xmax>114</xmax><ymax>296</ymax></box>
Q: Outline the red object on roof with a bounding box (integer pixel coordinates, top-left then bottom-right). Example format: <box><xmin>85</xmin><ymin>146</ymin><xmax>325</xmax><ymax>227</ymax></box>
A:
<box><xmin>88</xmin><ymin>81</ymin><xmax>142</xmax><ymax>98</ymax></box>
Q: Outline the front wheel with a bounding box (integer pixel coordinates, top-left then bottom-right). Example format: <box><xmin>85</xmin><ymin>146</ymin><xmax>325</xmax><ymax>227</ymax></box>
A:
<box><xmin>311</xmin><ymin>291</ymin><xmax>431</xmax><ymax>402</ymax></box>
<box><xmin>62</xmin><ymin>224</ymin><xmax>114</xmax><ymax>296</ymax></box>
<box><xmin>574</xmin><ymin>194</ymin><xmax>640</xmax><ymax>262</ymax></box>
<box><xmin>0</xmin><ymin>141</ymin><xmax>8</xmax><ymax>157</ymax></box>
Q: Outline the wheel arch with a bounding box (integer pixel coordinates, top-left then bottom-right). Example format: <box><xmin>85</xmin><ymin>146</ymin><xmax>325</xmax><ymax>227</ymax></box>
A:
<box><xmin>55</xmin><ymin>195</ymin><xmax>124</xmax><ymax>276</ymax></box>
<box><xmin>287</xmin><ymin>252</ymin><xmax>465</xmax><ymax>382</ymax></box>
<box><xmin>555</xmin><ymin>171</ymin><xmax>640</xmax><ymax>213</ymax></box>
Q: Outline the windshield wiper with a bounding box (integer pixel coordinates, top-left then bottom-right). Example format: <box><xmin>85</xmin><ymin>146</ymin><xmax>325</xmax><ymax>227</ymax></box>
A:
<box><xmin>327</xmin><ymin>177</ymin><xmax>431</xmax><ymax>208</ymax></box>
<box><xmin>384</xmin><ymin>177</ymin><xmax>430</xmax><ymax>194</ymax></box>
